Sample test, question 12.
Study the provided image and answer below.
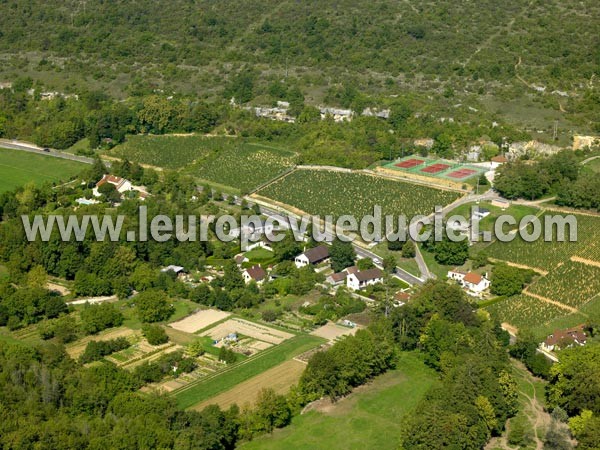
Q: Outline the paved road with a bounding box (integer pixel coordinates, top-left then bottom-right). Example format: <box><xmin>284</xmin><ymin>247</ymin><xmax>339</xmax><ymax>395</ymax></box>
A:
<box><xmin>0</xmin><ymin>138</ymin><xmax>97</xmax><ymax>165</ymax></box>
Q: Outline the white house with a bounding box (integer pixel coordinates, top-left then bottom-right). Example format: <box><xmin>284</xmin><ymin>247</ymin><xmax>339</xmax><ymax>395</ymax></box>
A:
<box><xmin>295</xmin><ymin>245</ymin><xmax>329</xmax><ymax>268</ymax></box>
<box><xmin>472</xmin><ymin>207</ymin><xmax>491</xmax><ymax>221</ymax></box>
<box><xmin>346</xmin><ymin>268</ymin><xmax>384</xmax><ymax>291</ymax></box>
<box><xmin>447</xmin><ymin>270</ymin><xmax>490</xmax><ymax>296</ymax></box>
<box><xmin>462</xmin><ymin>272</ymin><xmax>490</xmax><ymax>295</ymax></box>
<box><xmin>242</xmin><ymin>265</ymin><xmax>268</xmax><ymax>285</ymax></box>
<box><xmin>447</xmin><ymin>269</ymin><xmax>466</xmax><ymax>282</ymax></box>
<box><xmin>93</xmin><ymin>174</ymin><xmax>133</xmax><ymax>197</ymax></box>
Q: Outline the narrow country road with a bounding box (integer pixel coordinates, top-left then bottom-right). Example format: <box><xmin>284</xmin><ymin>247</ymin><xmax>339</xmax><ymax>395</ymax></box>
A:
<box><xmin>0</xmin><ymin>138</ymin><xmax>98</xmax><ymax>165</ymax></box>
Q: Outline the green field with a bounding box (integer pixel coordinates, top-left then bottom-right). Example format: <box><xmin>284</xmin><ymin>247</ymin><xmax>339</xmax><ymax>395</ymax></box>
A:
<box><xmin>256</xmin><ymin>169</ymin><xmax>461</xmax><ymax>218</ymax></box>
<box><xmin>241</xmin><ymin>352</ymin><xmax>436</xmax><ymax>450</ymax></box>
<box><xmin>174</xmin><ymin>334</ymin><xmax>325</xmax><ymax>409</ymax></box>
<box><xmin>0</xmin><ymin>147</ymin><xmax>85</xmax><ymax>193</ymax></box>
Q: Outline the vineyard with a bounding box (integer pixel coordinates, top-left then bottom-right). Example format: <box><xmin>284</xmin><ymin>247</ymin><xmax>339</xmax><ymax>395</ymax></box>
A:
<box><xmin>255</xmin><ymin>169</ymin><xmax>461</xmax><ymax>218</ymax></box>
<box><xmin>526</xmin><ymin>260</ymin><xmax>600</xmax><ymax>309</ymax></box>
<box><xmin>485</xmin><ymin>294</ymin><xmax>587</xmax><ymax>337</ymax></box>
<box><xmin>484</xmin><ymin>213</ymin><xmax>600</xmax><ymax>271</ymax></box>
<box><xmin>109</xmin><ymin>134</ymin><xmax>221</xmax><ymax>168</ymax></box>
<box><xmin>186</xmin><ymin>143</ymin><xmax>297</xmax><ymax>193</ymax></box>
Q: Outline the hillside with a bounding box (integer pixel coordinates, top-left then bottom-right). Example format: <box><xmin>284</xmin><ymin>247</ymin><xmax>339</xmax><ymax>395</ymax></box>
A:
<box><xmin>0</xmin><ymin>0</ymin><xmax>598</xmax><ymax>131</ymax></box>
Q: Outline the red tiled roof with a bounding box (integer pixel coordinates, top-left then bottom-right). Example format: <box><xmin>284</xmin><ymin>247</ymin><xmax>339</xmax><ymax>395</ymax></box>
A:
<box><xmin>491</xmin><ymin>155</ymin><xmax>508</xmax><ymax>163</ymax></box>
<box><xmin>544</xmin><ymin>325</ymin><xmax>587</xmax><ymax>347</ymax></box>
<box><xmin>463</xmin><ymin>272</ymin><xmax>483</xmax><ymax>284</ymax></box>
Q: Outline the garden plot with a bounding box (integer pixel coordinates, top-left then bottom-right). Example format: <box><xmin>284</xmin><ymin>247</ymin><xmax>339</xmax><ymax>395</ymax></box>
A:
<box><xmin>65</xmin><ymin>327</ymin><xmax>138</xmax><ymax>359</ymax></box>
<box><xmin>106</xmin><ymin>339</ymin><xmax>174</xmax><ymax>366</ymax></box>
<box><xmin>200</xmin><ymin>318</ymin><xmax>294</xmax><ymax>345</ymax></box>
<box><xmin>191</xmin><ymin>359</ymin><xmax>306</xmax><ymax>410</ymax></box>
<box><xmin>310</xmin><ymin>322</ymin><xmax>358</xmax><ymax>341</ymax></box>
<box><xmin>151</xmin><ymin>354</ymin><xmax>224</xmax><ymax>392</ymax></box>
<box><xmin>169</xmin><ymin>309</ymin><xmax>231</xmax><ymax>333</ymax></box>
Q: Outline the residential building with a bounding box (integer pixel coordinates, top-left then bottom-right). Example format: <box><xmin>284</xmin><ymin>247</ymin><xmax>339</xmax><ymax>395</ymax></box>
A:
<box><xmin>295</xmin><ymin>245</ymin><xmax>330</xmax><ymax>268</ymax></box>
<box><xmin>541</xmin><ymin>325</ymin><xmax>587</xmax><ymax>352</ymax></box>
<box><xmin>346</xmin><ymin>268</ymin><xmax>384</xmax><ymax>291</ymax></box>
<box><xmin>242</xmin><ymin>265</ymin><xmax>268</xmax><ymax>285</ymax></box>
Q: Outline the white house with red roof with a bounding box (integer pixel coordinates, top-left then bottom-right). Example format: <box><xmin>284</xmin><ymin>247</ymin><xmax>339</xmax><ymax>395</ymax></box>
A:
<box><xmin>93</xmin><ymin>174</ymin><xmax>149</xmax><ymax>200</ymax></box>
<box><xmin>447</xmin><ymin>269</ymin><xmax>490</xmax><ymax>296</ymax></box>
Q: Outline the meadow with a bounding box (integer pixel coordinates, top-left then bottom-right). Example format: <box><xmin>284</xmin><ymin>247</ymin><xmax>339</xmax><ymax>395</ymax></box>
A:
<box><xmin>0</xmin><ymin>147</ymin><xmax>85</xmax><ymax>193</ymax></box>
<box><xmin>240</xmin><ymin>352</ymin><xmax>436</xmax><ymax>450</ymax></box>
<box><xmin>256</xmin><ymin>169</ymin><xmax>461</xmax><ymax>219</ymax></box>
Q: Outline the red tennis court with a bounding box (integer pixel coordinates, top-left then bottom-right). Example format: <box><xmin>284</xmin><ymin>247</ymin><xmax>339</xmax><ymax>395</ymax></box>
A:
<box><xmin>395</xmin><ymin>158</ymin><xmax>424</xmax><ymax>169</ymax></box>
<box><xmin>447</xmin><ymin>168</ymin><xmax>477</xmax><ymax>179</ymax></box>
<box><xmin>421</xmin><ymin>163</ymin><xmax>450</xmax><ymax>174</ymax></box>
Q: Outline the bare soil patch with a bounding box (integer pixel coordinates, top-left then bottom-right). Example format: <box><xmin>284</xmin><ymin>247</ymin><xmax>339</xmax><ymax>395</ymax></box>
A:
<box><xmin>191</xmin><ymin>359</ymin><xmax>306</xmax><ymax>410</ymax></box>
<box><xmin>200</xmin><ymin>318</ymin><xmax>294</xmax><ymax>344</ymax></box>
<box><xmin>310</xmin><ymin>322</ymin><xmax>357</xmax><ymax>341</ymax></box>
<box><xmin>169</xmin><ymin>309</ymin><xmax>231</xmax><ymax>333</ymax></box>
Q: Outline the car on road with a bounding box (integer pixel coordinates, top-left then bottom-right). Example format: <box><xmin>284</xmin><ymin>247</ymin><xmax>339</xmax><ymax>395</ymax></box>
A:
<box><xmin>43</xmin><ymin>148</ymin><xmax>50</xmax><ymax>152</ymax></box>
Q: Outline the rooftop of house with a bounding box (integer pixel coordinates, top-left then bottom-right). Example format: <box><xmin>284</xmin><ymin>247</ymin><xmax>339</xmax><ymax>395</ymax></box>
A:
<box><xmin>353</xmin><ymin>268</ymin><xmax>384</xmax><ymax>282</ymax></box>
<box><xmin>328</xmin><ymin>272</ymin><xmax>348</xmax><ymax>282</ymax></box>
<box><xmin>245</xmin><ymin>265</ymin><xmax>267</xmax><ymax>281</ymax></box>
<box><xmin>544</xmin><ymin>325</ymin><xmax>587</xmax><ymax>347</ymax></box>
<box><xmin>463</xmin><ymin>272</ymin><xmax>484</xmax><ymax>284</ymax></box>
<box><xmin>301</xmin><ymin>245</ymin><xmax>330</xmax><ymax>263</ymax></box>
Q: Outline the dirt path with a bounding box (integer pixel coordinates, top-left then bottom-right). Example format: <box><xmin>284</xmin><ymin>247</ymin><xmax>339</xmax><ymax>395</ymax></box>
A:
<box><xmin>570</xmin><ymin>256</ymin><xmax>600</xmax><ymax>268</ymax></box>
<box><xmin>521</xmin><ymin>290</ymin><xmax>581</xmax><ymax>315</ymax></box>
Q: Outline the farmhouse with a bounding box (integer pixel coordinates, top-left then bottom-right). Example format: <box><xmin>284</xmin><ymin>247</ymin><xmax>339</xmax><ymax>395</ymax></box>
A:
<box><xmin>447</xmin><ymin>270</ymin><xmax>490</xmax><ymax>296</ymax></box>
<box><xmin>462</xmin><ymin>272</ymin><xmax>490</xmax><ymax>295</ymax></box>
<box><xmin>295</xmin><ymin>245</ymin><xmax>330</xmax><ymax>268</ymax></box>
<box><xmin>93</xmin><ymin>174</ymin><xmax>132</xmax><ymax>197</ymax></box>
<box><xmin>242</xmin><ymin>265</ymin><xmax>268</xmax><ymax>285</ymax></box>
<box><xmin>447</xmin><ymin>269</ymin><xmax>466</xmax><ymax>282</ymax></box>
<box><xmin>346</xmin><ymin>268</ymin><xmax>384</xmax><ymax>291</ymax></box>
<box><xmin>541</xmin><ymin>325</ymin><xmax>587</xmax><ymax>352</ymax></box>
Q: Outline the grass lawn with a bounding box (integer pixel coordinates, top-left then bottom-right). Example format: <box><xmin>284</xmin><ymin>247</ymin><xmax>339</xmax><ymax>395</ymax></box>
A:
<box><xmin>174</xmin><ymin>334</ymin><xmax>325</xmax><ymax>409</ymax></box>
<box><xmin>240</xmin><ymin>352</ymin><xmax>436</xmax><ymax>450</ymax></box>
<box><xmin>447</xmin><ymin>201</ymin><xmax>539</xmax><ymax>233</ymax></box>
<box><xmin>372</xmin><ymin>243</ymin><xmax>420</xmax><ymax>277</ymax></box>
<box><xmin>0</xmin><ymin>264</ymin><xmax>8</xmax><ymax>282</ymax></box>
<box><xmin>419</xmin><ymin>246</ymin><xmax>455</xmax><ymax>280</ymax></box>
<box><xmin>0</xmin><ymin>147</ymin><xmax>86</xmax><ymax>193</ymax></box>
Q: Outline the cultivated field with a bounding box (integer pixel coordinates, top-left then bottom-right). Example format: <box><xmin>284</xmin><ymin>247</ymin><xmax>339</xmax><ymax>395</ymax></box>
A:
<box><xmin>169</xmin><ymin>308</ymin><xmax>231</xmax><ymax>333</ymax></box>
<box><xmin>175</xmin><ymin>334</ymin><xmax>325</xmax><ymax>409</ymax></box>
<box><xmin>526</xmin><ymin>260</ymin><xmax>600</xmax><ymax>309</ymax></box>
<box><xmin>484</xmin><ymin>213</ymin><xmax>600</xmax><ymax>271</ymax></box>
<box><xmin>110</xmin><ymin>135</ymin><xmax>297</xmax><ymax>191</ymax></box>
<box><xmin>65</xmin><ymin>327</ymin><xmax>138</xmax><ymax>359</ymax></box>
<box><xmin>485</xmin><ymin>294</ymin><xmax>587</xmax><ymax>338</ymax></box>
<box><xmin>0</xmin><ymin>147</ymin><xmax>85</xmax><ymax>193</ymax></box>
<box><xmin>192</xmin><ymin>359</ymin><xmax>306</xmax><ymax>410</ymax></box>
<box><xmin>310</xmin><ymin>322</ymin><xmax>357</xmax><ymax>341</ymax></box>
<box><xmin>255</xmin><ymin>169</ymin><xmax>461</xmax><ymax>218</ymax></box>
<box><xmin>200</xmin><ymin>318</ymin><xmax>294</xmax><ymax>345</ymax></box>
<box><xmin>186</xmin><ymin>142</ymin><xmax>297</xmax><ymax>192</ymax></box>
